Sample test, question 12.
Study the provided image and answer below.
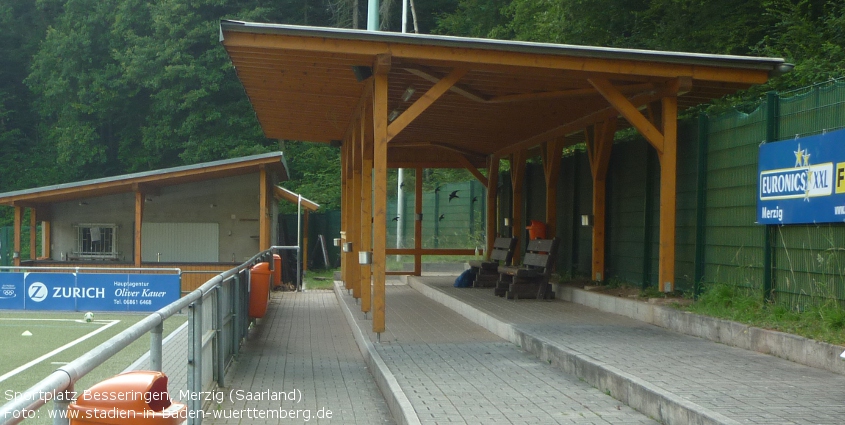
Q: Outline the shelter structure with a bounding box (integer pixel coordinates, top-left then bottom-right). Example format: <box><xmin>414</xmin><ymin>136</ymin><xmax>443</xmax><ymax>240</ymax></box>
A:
<box><xmin>0</xmin><ymin>152</ymin><xmax>317</xmax><ymax>291</ymax></box>
<box><xmin>219</xmin><ymin>21</ymin><xmax>789</xmax><ymax>333</ymax></box>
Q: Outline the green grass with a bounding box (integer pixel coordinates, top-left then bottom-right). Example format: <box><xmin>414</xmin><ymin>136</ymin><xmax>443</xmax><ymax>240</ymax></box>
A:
<box><xmin>685</xmin><ymin>283</ymin><xmax>845</xmax><ymax>346</ymax></box>
<box><xmin>303</xmin><ymin>268</ymin><xmax>337</xmax><ymax>290</ymax></box>
<box><xmin>0</xmin><ymin>311</ymin><xmax>186</xmax><ymax>424</ymax></box>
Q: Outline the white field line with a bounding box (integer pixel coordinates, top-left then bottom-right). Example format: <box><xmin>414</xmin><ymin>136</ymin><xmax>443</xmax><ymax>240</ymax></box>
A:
<box><xmin>0</xmin><ymin>320</ymin><xmax>121</xmax><ymax>384</ymax></box>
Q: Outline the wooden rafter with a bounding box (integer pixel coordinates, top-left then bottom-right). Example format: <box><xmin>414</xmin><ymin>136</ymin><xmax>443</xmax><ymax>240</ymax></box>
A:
<box><xmin>388</xmin><ymin>68</ymin><xmax>468</xmax><ymax>142</ymax></box>
<box><xmin>455</xmin><ymin>154</ymin><xmax>488</xmax><ymax>187</ymax></box>
<box><xmin>589</xmin><ymin>77</ymin><xmax>665</xmax><ymax>153</ymax></box>
<box><xmin>402</xmin><ymin>65</ymin><xmax>486</xmax><ymax>102</ymax></box>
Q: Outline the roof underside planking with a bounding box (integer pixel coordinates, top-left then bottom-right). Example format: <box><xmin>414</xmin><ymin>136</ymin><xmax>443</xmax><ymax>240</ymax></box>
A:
<box><xmin>219</xmin><ymin>21</ymin><xmax>788</xmax><ymax>167</ymax></box>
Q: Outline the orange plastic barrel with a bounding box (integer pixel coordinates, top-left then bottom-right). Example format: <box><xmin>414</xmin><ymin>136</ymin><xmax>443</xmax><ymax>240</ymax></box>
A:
<box><xmin>249</xmin><ymin>262</ymin><xmax>271</xmax><ymax>318</ymax></box>
<box><xmin>68</xmin><ymin>371</ymin><xmax>186</xmax><ymax>425</ymax></box>
<box><xmin>272</xmin><ymin>254</ymin><xmax>282</xmax><ymax>288</ymax></box>
<box><xmin>526</xmin><ymin>220</ymin><xmax>547</xmax><ymax>240</ymax></box>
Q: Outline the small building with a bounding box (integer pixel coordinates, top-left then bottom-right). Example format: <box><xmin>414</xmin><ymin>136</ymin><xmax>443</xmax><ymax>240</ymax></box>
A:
<box><xmin>0</xmin><ymin>152</ymin><xmax>296</xmax><ymax>291</ymax></box>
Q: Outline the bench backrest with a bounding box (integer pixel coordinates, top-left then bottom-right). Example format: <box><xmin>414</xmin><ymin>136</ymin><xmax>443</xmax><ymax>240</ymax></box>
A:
<box><xmin>521</xmin><ymin>238</ymin><xmax>559</xmax><ymax>275</ymax></box>
<box><xmin>489</xmin><ymin>237</ymin><xmax>518</xmax><ymax>265</ymax></box>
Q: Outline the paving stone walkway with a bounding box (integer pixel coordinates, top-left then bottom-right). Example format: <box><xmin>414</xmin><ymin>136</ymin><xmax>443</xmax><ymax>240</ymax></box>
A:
<box><xmin>412</xmin><ymin>276</ymin><xmax>845</xmax><ymax>425</ymax></box>
<box><xmin>340</xmin><ymin>284</ymin><xmax>657</xmax><ymax>425</ymax></box>
<box><xmin>203</xmin><ymin>291</ymin><xmax>394</xmax><ymax>425</ymax></box>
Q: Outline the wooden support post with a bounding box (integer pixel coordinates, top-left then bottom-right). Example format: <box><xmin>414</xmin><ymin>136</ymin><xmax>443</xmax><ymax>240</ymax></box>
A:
<box><xmin>42</xmin><ymin>220</ymin><xmax>51</xmax><ymax>259</ymax></box>
<box><xmin>372</xmin><ymin>53</ymin><xmax>390</xmax><ymax>334</ymax></box>
<box><xmin>541</xmin><ymin>139</ymin><xmax>564</xmax><ymax>237</ymax></box>
<box><xmin>485</xmin><ymin>156</ymin><xmax>499</xmax><ymax>260</ymax></box>
<box><xmin>135</xmin><ymin>191</ymin><xmax>144</xmax><ymax>267</ymax></box>
<box><xmin>350</xmin><ymin>119</ymin><xmax>363</xmax><ymax>299</ymax></box>
<box><xmin>341</xmin><ymin>139</ymin><xmax>350</xmax><ymax>289</ymax></box>
<box><xmin>658</xmin><ymin>95</ymin><xmax>678</xmax><ymax>292</ymax></box>
<box><xmin>414</xmin><ymin>167</ymin><xmax>423</xmax><ymax>275</ymax></box>
<box><xmin>259</xmin><ymin>166</ymin><xmax>269</xmax><ymax>251</ymax></box>
<box><xmin>13</xmin><ymin>206</ymin><xmax>21</xmax><ymax>266</ymax></box>
<box><xmin>510</xmin><ymin>150</ymin><xmax>527</xmax><ymax>264</ymax></box>
<box><xmin>29</xmin><ymin>208</ymin><xmax>37</xmax><ymax>260</ymax></box>
<box><xmin>586</xmin><ymin>119</ymin><xmax>617</xmax><ymax>282</ymax></box>
<box><xmin>360</xmin><ymin>104</ymin><xmax>374</xmax><ymax>313</ymax></box>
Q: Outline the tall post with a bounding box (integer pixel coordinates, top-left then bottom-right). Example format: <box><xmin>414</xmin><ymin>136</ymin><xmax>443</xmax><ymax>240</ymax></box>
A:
<box><xmin>341</xmin><ymin>140</ymin><xmax>350</xmax><ymax>289</ymax></box>
<box><xmin>29</xmin><ymin>208</ymin><xmax>37</xmax><ymax>260</ymax></box>
<box><xmin>367</xmin><ymin>0</ymin><xmax>379</xmax><ymax>30</ymax></box>
<box><xmin>763</xmin><ymin>91</ymin><xmax>780</xmax><ymax>302</ymax></box>
<box><xmin>372</xmin><ymin>54</ymin><xmax>390</xmax><ymax>335</ymax></box>
<box><xmin>361</xmin><ymin>105</ymin><xmax>374</xmax><ymax>313</ymax></box>
<box><xmin>657</xmin><ymin>95</ymin><xmax>678</xmax><ymax>292</ymax></box>
<box><xmin>414</xmin><ymin>167</ymin><xmax>423</xmax><ymax>275</ymax></box>
<box><xmin>134</xmin><ymin>192</ymin><xmax>144</xmax><ymax>267</ymax></box>
<box><xmin>510</xmin><ymin>151</ymin><xmax>527</xmax><ymax>264</ymax></box>
<box><xmin>350</xmin><ymin>121</ymin><xmax>363</xmax><ymax>299</ymax></box>
<box><xmin>693</xmin><ymin>112</ymin><xmax>709</xmax><ymax>296</ymax></box>
<box><xmin>151</xmin><ymin>322</ymin><xmax>163</xmax><ymax>372</ymax></box>
<box><xmin>485</xmin><ymin>156</ymin><xmax>500</xmax><ymax>259</ymax></box>
<box><xmin>13</xmin><ymin>205</ymin><xmax>21</xmax><ymax>266</ymax></box>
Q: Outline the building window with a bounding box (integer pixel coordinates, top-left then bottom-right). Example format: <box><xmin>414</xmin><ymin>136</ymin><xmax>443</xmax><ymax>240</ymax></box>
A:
<box><xmin>74</xmin><ymin>224</ymin><xmax>118</xmax><ymax>260</ymax></box>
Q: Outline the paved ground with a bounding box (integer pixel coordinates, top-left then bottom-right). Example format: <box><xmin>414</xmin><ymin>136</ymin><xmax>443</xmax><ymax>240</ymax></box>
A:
<box><xmin>340</xmin><ymin>284</ymin><xmax>657</xmax><ymax>425</ymax></box>
<box><xmin>412</xmin><ymin>276</ymin><xmax>845</xmax><ymax>425</ymax></box>
<box><xmin>201</xmin><ymin>291</ymin><xmax>394</xmax><ymax>425</ymax></box>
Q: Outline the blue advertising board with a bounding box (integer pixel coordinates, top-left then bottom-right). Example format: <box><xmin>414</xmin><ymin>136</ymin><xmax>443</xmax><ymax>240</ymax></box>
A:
<box><xmin>0</xmin><ymin>272</ymin><xmax>180</xmax><ymax>311</ymax></box>
<box><xmin>0</xmin><ymin>273</ymin><xmax>25</xmax><ymax>310</ymax></box>
<box><xmin>758</xmin><ymin>128</ymin><xmax>845</xmax><ymax>224</ymax></box>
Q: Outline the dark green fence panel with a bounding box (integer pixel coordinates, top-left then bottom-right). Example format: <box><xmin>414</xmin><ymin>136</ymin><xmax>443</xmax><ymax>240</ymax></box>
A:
<box><xmin>702</xmin><ymin>103</ymin><xmax>768</xmax><ymax>289</ymax></box>
<box><xmin>606</xmin><ymin>140</ymin><xmax>650</xmax><ymax>285</ymax></box>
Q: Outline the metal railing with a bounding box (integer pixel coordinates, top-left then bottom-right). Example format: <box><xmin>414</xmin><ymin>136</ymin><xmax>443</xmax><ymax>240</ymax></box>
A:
<box><xmin>0</xmin><ymin>248</ymin><xmax>285</xmax><ymax>425</ymax></box>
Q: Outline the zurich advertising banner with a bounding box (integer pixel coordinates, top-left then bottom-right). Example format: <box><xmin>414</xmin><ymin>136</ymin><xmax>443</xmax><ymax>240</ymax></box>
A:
<box><xmin>758</xmin><ymin>128</ymin><xmax>845</xmax><ymax>224</ymax></box>
<box><xmin>0</xmin><ymin>272</ymin><xmax>179</xmax><ymax>311</ymax></box>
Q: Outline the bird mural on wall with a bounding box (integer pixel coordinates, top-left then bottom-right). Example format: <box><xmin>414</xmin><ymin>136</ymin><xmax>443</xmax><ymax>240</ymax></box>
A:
<box><xmin>471</xmin><ymin>196</ymin><xmax>478</xmax><ymax>204</ymax></box>
<box><xmin>392</xmin><ymin>216</ymin><xmax>400</xmax><ymax>221</ymax></box>
<box><xmin>448</xmin><ymin>190</ymin><xmax>459</xmax><ymax>202</ymax></box>
<box><xmin>438</xmin><ymin>214</ymin><xmax>445</xmax><ymax>221</ymax></box>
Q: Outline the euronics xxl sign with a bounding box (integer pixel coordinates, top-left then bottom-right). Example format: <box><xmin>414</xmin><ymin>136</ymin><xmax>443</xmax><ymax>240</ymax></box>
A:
<box><xmin>0</xmin><ymin>272</ymin><xmax>179</xmax><ymax>311</ymax></box>
<box><xmin>758</xmin><ymin>128</ymin><xmax>845</xmax><ymax>224</ymax></box>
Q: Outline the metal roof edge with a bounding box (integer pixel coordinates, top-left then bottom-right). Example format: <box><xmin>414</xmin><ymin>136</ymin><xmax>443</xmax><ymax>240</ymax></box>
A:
<box><xmin>219</xmin><ymin>20</ymin><xmax>787</xmax><ymax>72</ymax></box>
<box><xmin>0</xmin><ymin>152</ymin><xmax>285</xmax><ymax>201</ymax></box>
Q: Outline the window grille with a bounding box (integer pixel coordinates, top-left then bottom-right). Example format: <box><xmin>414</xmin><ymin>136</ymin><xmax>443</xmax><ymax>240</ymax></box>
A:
<box><xmin>74</xmin><ymin>224</ymin><xmax>118</xmax><ymax>260</ymax></box>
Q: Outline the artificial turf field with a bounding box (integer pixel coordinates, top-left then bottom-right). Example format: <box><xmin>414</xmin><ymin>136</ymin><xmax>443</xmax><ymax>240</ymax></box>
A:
<box><xmin>0</xmin><ymin>311</ymin><xmax>185</xmax><ymax>424</ymax></box>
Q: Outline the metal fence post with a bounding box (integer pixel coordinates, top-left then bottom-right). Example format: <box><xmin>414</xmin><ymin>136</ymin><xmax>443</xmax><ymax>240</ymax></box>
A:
<box><xmin>693</xmin><ymin>112</ymin><xmax>710</xmax><ymax>298</ymax></box>
<box><xmin>232</xmin><ymin>273</ymin><xmax>241</xmax><ymax>357</ymax></box>
<box><xmin>150</xmin><ymin>322</ymin><xmax>163</xmax><ymax>372</ymax></box>
<box><xmin>52</xmin><ymin>386</ymin><xmax>73</xmax><ymax>425</ymax></box>
<box><xmin>215</xmin><ymin>285</ymin><xmax>225</xmax><ymax>388</ymax></box>
<box><xmin>763</xmin><ymin>91</ymin><xmax>780</xmax><ymax>303</ymax></box>
<box><xmin>187</xmin><ymin>298</ymin><xmax>203</xmax><ymax>425</ymax></box>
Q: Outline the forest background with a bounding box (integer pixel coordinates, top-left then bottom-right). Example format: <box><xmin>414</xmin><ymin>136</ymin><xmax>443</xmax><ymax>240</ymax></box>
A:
<box><xmin>2</xmin><ymin>0</ymin><xmax>845</xmax><ymax>224</ymax></box>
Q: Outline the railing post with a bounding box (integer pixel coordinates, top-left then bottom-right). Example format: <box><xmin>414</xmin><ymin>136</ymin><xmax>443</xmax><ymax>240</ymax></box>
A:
<box><xmin>150</xmin><ymin>322</ymin><xmax>163</xmax><ymax>372</ymax></box>
<box><xmin>52</xmin><ymin>386</ymin><xmax>73</xmax><ymax>425</ymax></box>
<box><xmin>187</xmin><ymin>298</ymin><xmax>203</xmax><ymax>425</ymax></box>
<box><xmin>215</xmin><ymin>285</ymin><xmax>226</xmax><ymax>388</ymax></box>
<box><xmin>232</xmin><ymin>273</ymin><xmax>241</xmax><ymax>356</ymax></box>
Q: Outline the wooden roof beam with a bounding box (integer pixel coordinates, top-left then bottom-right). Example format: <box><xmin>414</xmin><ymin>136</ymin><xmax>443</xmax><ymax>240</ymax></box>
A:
<box><xmin>402</xmin><ymin>65</ymin><xmax>487</xmax><ymax>102</ymax></box>
<box><xmin>486</xmin><ymin>83</ymin><xmax>654</xmax><ymax>104</ymax></box>
<box><xmin>455</xmin><ymin>154</ymin><xmax>488</xmax><ymax>188</ymax></box>
<box><xmin>388</xmin><ymin>67</ymin><xmax>468</xmax><ymax>142</ymax></box>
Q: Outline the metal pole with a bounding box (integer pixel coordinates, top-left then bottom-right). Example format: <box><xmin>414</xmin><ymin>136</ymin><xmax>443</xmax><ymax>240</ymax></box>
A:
<box><xmin>396</xmin><ymin>168</ymin><xmax>404</xmax><ymax>260</ymax></box>
<box><xmin>297</xmin><ymin>195</ymin><xmax>303</xmax><ymax>291</ymax></box>
<box><xmin>367</xmin><ymin>0</ymin><xmax>379</xmax><ymax>30</ymax></box>
<box><xmin>52</xmin><ymin>386</ymin><xmax>73</xmax><ymax>425</ymax></box>
<box><xmin>188</xmin><ymin>298</ymin><xmax>203</xmax><ymax>425</ymax></box>
<box><xmin>401</xmin><ymin>0</ymin><xmax>408</xmax><ymax>33</ymax></box>
<box><xmin>150</xmin><ymin>322</ymin><xmax>163</xmax><ymax>372</ymax></box>
<box><xmin>215</xmin><ymin>286</ymin><xmax>226</xmax><ymax>387</ymax></box>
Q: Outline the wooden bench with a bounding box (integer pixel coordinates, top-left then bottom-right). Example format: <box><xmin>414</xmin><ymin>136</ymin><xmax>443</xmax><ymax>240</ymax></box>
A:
<box><xmin>494</xmin><ymin>238</ymin><xmax>559</xmax><ymax>300</ymax></box>
<box><xmin>467</xmin><ymin>237</ymin><xmax>517</xmax><ymax>288</ymax></box>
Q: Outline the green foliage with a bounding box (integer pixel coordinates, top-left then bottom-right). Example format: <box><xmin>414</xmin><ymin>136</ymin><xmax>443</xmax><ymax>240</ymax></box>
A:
<box><xmin>279</xmin><ymin>141</ymin><xmax>342</xmax><ymax>213</ymax></box>
<box><xmin>688</xmin><ymin>282</ymin><xmax>845</xmax><ymax>345</ymax></box>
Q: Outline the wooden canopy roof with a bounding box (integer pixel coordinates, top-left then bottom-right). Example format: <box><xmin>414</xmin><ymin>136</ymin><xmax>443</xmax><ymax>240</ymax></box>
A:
<box><xmin>220</xmin><ymin>20</ymin><xmax>789</xmax><ymax>167</ymax></box>
<box><xmin>0</xmin><ymin>152</ymin><xmax>288</xmax><ymax>206</ymax></box>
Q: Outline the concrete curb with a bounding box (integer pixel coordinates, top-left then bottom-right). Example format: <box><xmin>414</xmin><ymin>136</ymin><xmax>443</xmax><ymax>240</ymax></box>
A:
<box><xmin>409</xmin><ymin>278</ymin><xmax>740</xmax><ymax>425</ymax></box>
<box><xmin>554</xmin><ymin>284</ymin><xmax>845</xmax><ymax>376</ymax></box>
<box><xmin>333</xmin><ymin>282</ymin><xmax>421</xmax><ymax>425</ymax></box>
